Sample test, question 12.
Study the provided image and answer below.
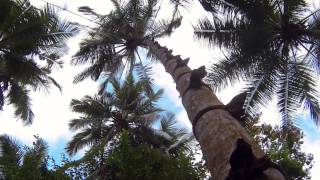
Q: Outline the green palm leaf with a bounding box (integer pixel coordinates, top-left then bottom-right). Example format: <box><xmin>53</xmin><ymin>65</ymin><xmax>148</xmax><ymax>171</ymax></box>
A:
<box><xmin>198</xmin><ymin>0</ymin><xmax>320</xmax><ymax>126</ymax></box>
<box><xmin>0</xmin><ymin>0</ymin><xmax>77</xmax><ymax>123</ymax></box>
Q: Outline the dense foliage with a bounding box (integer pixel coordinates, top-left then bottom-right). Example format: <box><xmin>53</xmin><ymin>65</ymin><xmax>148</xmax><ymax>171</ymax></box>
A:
<box><xmin>104</xmin><ymin>131</ymin><xmax>206</xmax><ymax>180</ymax></box>
<box><xmin>61</xmin><ymin>131</ymin><xmax>207</xmax><ymax>180</ymax></box>
<box><xmin>246</xmin><ymin>119</ymin><xmax>314</xmax><ymax>179</ymax></box>
<box><xmin>0</xmin><ymin>135</ymin><xmax>69</xmax><ymax>180</ymax></box>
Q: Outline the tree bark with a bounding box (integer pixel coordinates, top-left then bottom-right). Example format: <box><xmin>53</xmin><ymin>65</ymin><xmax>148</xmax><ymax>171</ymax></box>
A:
<box><xmin>145</xmin><ymin>39</ymin><xmax>286</xmax><ymax>180</ymax></box>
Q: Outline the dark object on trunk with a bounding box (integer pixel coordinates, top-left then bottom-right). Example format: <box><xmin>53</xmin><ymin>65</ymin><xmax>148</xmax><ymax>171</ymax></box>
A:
<box><xmin>226</xmin><ymin>139</ymin><xmax>286</xmax><ymax>180</ymax></box>
<box><xmin>226</xmin><ymin>92</ymin><xmax>247</xmax><ymax>123</ymax></box>
<box><xmin>173</xmin><ymin>57</ymin><xmax>189</xmax><ymax>72</ymax></box>
<box><xmin>189</xmin><ymin>66</ymin><xmax>207</xmax><ymax>89</ymax></box>
<box><xmin>182</xmin><ymin>66</ymin><xmax>211</xmax><ymax>97</ymax></box>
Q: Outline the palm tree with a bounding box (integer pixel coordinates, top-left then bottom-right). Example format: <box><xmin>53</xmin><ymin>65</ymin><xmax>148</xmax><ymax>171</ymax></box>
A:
<box><xmin>0</xmin><ymin>0</ymin><xmax>78</xmax><ymax>124</ymax></box>
<box><xmin>195</xmin><ymin>0</ymin><xmax>320</xmax><ymax>128</ymax></box>
<box><xmin>72</xmin><ymin>0</ymin><xmax>285</xmax><ymax>178</ymax></box>
<box><xmin>66</xmin><ymin>74</ymin><xmax>195</xmax><ymax>178</ymax></box>
<box><xmin>67</xmin><ymin>74</ymin><xmax>194</xmax><ymax>155</ymax></box>
<box><xmin>0</xmin><ymin>135</ymin><xmax>69</xmax><ymax>180</ymax></box>
<box><xmin>66</xmin><ymin>74</ymin><xmax>164</xmax><ymax>155</ymax></box>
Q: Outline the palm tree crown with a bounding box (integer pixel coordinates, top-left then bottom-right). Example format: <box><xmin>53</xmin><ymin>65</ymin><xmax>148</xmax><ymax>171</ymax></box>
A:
<box><xmin>66</xmin><ymin>74</ymin><xmax>193</xmax><ymax>157</ymax></box>
<box><xmin>66</xmin><ymin>74</ymin><xmax>163</xmax><ymax>155</ymax></box>
<box><xmin>0</xmin><ymin>0</ymin><xmax>78</xmax><ymax>124</ymax></box>
<box><xmin>72</xmin><ymin>0</ymin><xmax>182</xmax><ymax>92</ymax></box>
<box><xmin>195</xmin><ymin>0</ymin><xmax>320</xmax><ymax>127</ymax></box>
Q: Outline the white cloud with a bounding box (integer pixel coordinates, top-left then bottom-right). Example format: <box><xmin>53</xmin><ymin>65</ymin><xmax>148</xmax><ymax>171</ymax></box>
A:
<box><xmin>152</xmin><ymin>63</ymin><xmax>182</xmax><ymax>106</ymax></box>
<box><xmin>176</xmin><ymin>110</ymin><xmax>192</xmax><ymax>129</ymax></box>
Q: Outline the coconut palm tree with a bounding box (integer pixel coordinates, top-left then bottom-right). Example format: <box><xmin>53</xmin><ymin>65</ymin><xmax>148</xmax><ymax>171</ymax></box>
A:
<box><xmin>66</xmin><ymin>74</ymin><xmax>196</xmax><ymax>178</ymax></box>
<box><xmin>0</xmin><ymin>135</ymin><xmax>69</xmax><ymax>180</ymax></box>
<box><xmin>0</xmin><ymin>0</ymin><xmax>78</xmax><ymax>124</ymax></box>
<box><xmin>72</xmin><ymin>0</ymin><xmax>285</xmax><ymax>178</ymax></box>
<box><xmin>66</xmin><ymin>74</ymin><xmax>164</xmax><ymax>155</ymax></box>
<box><xmin>67</xmin><ymin>74</ymin><xmax>194</xmax><ymax>154</ymax></box>
<box><xmin>195</xmin><ymin>0</ymin><xmax>320</xmax><ymax>128</ymax></box>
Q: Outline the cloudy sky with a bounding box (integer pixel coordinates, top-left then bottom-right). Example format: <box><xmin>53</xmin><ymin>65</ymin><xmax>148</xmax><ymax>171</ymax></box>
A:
<box><xmin>1</xmin><ymin>0</ymin><xmax>320</xmax><ymax>178</ymax></box>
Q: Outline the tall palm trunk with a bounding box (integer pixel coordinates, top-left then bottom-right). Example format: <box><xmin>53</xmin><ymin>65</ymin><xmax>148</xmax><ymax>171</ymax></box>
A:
<box><xmin>145</xmin><ymin>39</ymin><xmax>285</xmax><ymax>180</ymax></box>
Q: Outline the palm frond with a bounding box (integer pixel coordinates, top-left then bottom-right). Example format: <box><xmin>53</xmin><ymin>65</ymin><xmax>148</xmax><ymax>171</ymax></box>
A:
<box><xmin>206</xmin><ymin>50</ymin><xmax>256</xmax><ymax>91</ymax></box>
<box><xmin>78</xmin><ymin>6</ymin><xmax>101</xmax><ymax>18</ymax></box>
<box><xmin>132</xmin><ymin>89</ymin><xmax>163</xmax><ymax>117</ymax></box>
<box><xmin>199</xmin><ymin>0</ymin><xmax>276</xmax><ymax>23</ymax></box>
<box><xmin>135</xmin><ymin>63</ymin><xmax>154</xmax><ymax>95</ymax></box>
<box><xmin>282</xmin><ymin>0</ymin><xmax>307</xmax><ymax>19</ymax></box>
<box><xmin>73</xmin><ymin>62</ymin><xmax>105</xmax><ymax>84</ymax></box>
<box><xmin>159</xmin><ymin>113</ymin><xmax>177</xmax><ymax>135</ymax></box>
<box><xmin>277</xmin><ymin>63</ymin><xmax>295</xmax><ymax>127</ymax></box>
<box><xmin>159</xmin><ymin>113</ymin><xmax>188</xmax><ymax>138</ymax></box>
<box><xmin>0</xmin><ymin>0</ymin><xmax>77</xmax><ymax>123</ymax></box>
<box><xmin>290</xmin><ymin>62</ymin><xmax>320</xmax><ymax>125</ymax></box>
<box><xmin>7</xmin><ymin>83</ymin><xmax>34</xmax><ymax>125</ymax></box>
<box><xmin>151</xmin><ymin>16</ymin><xmax>183</xmax><ymax>38</ymax></box>
<box><xmin>194</xmin><ymin>17</ymin><xmax>243</xmax><ymax>48</ymax></box>
<box><xmin>23</xmin><ymin>136</ymin><xmax>48</xmax><ymax>169</ymax></box>
<box><xmin>72</xmin><ymin>39</ymin><xmax>114</xmax><ymax>66</ymax></box>
<box><xmin>66</xmin><ymin>128</ymin><xmax>95</xmax><ymax>155</ymax></box>
<box><xmin>0</xmin><ymin>134</ymin><xmax>23</xmax><ymax>167</ymax></box>
<box><xmin>276</xmin><ymin>61</ymin><xmax>320</xmax><ymax>127</ymax></box>
<box><xmin>196</xmin><ymin>0</ymin><xmax>320</xmax><ymax>128</ymax></box>
<box><xmin>166</xmin><ymin>132</ymin><xmax>195</xmax><ymax>154</ymax></box>
<box><xmin>69</xmin><ymin>117</ymin><xmax>105</xmax><ymax>131</ymax></box>
<box><xmin>70</xmin><ymin>95</ymin><xmax>112</xmax><ymax>117</ymax></box>
<box><xmin>0</xmin><ymin>75</ymin><xmax>9</xmax><ymax>110</ymax></box>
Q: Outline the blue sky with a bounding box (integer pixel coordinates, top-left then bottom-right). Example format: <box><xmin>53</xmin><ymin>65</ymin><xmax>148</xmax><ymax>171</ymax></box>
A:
<box><xmin>49</xmin><ymin>138</ymin><xmax>69</xmax><ymax>165</ymax></box>
<box><xmin>298</xmin><ymin>116</ymin><xmax>320</xmax><ymax>142</ymax></box>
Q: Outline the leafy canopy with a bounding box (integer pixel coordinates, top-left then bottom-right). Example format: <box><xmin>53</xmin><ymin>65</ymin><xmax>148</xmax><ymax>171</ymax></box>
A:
<box><xmin>0</xmin><ymin>0</ymin><xmax>78</xmax><ymax>124</ymax></box>
<box><xmin>195</xmin><ymin>0</ymin><xmax>320</xmax><ymax>127</ymax></box>
<box><xmin>72</xmin><ymin>0</ymin><xmax>182</xmax><ymax>93</ymax></box>
<box><xmin>66</xmin><ymin>73</ymin><xmax>194</xmax><ymax>158</ymax></box>
<box><xmin>246</xmin><ymin>118</ymin><xmax>314</xmax><ymax>180</ymax></box>
<box><xmin>61</xmin><ymin>131</ymin><xmax>206</xmax><ymax>180</ymax></box>
<box><xmin>0</xmin><ymin>135</ymin><xmax>70</xmax><ymax>180</ymax></box>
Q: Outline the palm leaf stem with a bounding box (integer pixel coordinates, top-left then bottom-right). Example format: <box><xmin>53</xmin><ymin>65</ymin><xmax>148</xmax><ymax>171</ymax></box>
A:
<box><xmin>245</xmin><ymin>75</ymin><xmax>264</xmax><ymax>113</ymax></box>
<box><xmin>298</xmin><ymin>8</ymin><xmax>320</xmax><ymax>24</ymax></box>
<box><xmin>38</xmin><ymin>0</ymin><xmax>102</xmax><ymax>26</ymax></box>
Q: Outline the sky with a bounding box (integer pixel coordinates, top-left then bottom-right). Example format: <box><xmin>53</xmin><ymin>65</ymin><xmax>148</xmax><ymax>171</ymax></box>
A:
<box><xmin>1</xmin><ymin>0</ymin><xmax>320</xmax><ymax>178</ymax></box>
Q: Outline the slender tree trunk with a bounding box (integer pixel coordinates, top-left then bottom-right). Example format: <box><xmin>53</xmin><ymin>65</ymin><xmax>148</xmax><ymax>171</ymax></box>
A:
<box><xmin>145</xmin><ymin>39</ymin><xmax>286</xmax><ymax>180</ymax></box>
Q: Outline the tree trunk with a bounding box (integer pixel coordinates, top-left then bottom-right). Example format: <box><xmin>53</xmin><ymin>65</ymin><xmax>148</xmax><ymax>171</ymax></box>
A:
<box><xmin>145</xmin><ymin>39</ymin><xmax>286</xmax><ymax>180</ymax></box>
